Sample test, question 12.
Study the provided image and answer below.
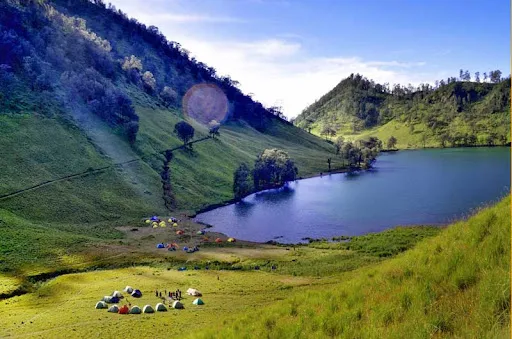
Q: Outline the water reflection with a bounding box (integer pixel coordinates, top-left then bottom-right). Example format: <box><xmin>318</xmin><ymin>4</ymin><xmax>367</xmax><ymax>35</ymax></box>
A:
<box><xmin>253</xmin><ymin>185</ymin><xmax>295</xmax><ymax>203</ymax></box>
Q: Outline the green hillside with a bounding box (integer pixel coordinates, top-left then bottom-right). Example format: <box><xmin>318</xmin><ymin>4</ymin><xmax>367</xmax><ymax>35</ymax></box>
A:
<box><xmin>0</xmin><ymin>0</ymin><xmax>342</xmax><ymax>276</ymax></box>
<box><xmin>294</xmin><ymin>73</ymin><xmax>510</xmax><ymax>149</ymax></box>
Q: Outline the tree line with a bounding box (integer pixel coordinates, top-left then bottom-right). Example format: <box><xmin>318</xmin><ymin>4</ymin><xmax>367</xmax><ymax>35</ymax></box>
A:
<box><xmin>233</xmin><ymin>149</ymin><xmax>298</xmax><ymax>200</ymax></box>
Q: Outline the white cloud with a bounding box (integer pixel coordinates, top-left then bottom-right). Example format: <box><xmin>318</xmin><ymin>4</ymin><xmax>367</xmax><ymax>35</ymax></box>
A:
<box><xmin>106</xmin><ymin>0</ymin><xmax>447</xmax><ymax>119</ymax></box>
<box><xmin>177</xmin><ymin>38</ymin><xmax>443</xmax><ymax>118</ymax></box>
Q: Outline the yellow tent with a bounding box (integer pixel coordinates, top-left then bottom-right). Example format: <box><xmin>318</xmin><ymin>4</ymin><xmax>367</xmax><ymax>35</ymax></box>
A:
<box><xmin>168</xmin><ymin>219</ymin><xmax>173</xmax><ymax>223</ymax></box>
<box><xmin>227</xmin><ymin>237</ymin><xmax>236</xmax><ymax>243</ymax></box>
<box><xmin>145</xmin><ymin>219</ymin><xmax>150</xmax><ymax>224</ymax></box>
<box><xmin>152</xmin><ymin>225</ymin><xmax>158</xmax><ymax>229</ymax></box>
<box><xmin>159</xmin><ymin>221</ymin><xmax>166</xmax><ymax>227</ymax></box>
<box><xmin>173</xmin><ymin>223</ymin><xmax>178</xmax><ymax>227</ymax></box>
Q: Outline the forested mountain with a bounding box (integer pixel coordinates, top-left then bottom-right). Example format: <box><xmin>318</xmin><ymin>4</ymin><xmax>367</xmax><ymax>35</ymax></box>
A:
<box><xmin>294</xmin><ymin>72</ymin><xmax>510</xmax><ymax>148</ymax></box>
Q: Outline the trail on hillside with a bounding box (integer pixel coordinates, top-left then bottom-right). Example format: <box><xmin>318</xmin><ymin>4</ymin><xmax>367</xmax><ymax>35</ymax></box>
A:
<box><xmin>0</xmin><ymin>137</ymin><xmax>211</xmax><ymax>202</ymax></box>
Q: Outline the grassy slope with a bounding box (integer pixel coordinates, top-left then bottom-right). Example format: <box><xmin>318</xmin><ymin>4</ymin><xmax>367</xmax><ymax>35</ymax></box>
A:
<box><xmin>0</xmin><ymin>226</ymin><xmax>441</xmax><ymax>337</ymax></box>
<box><xmin>196</xmin><ymin>195</ymin><xmax>510</xmax><ymax>338</ymax></box>
<box><xmin>0</xmin><ymin>105</ymin><xmax>341</xmax><ymax>276</ymax></box>
<box><xmin>0</xmin><ymin>197</ymin><xmax>506</xmax><ymax>338</ymax></box>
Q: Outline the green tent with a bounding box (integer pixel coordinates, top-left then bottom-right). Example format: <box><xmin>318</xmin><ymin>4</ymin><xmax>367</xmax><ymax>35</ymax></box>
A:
<box><xmin>172</xmin><ymin>301</ymin><xmax>184</xmax><ymax>309</ymax></box>
<box><xmin>108</xmin><ymin>305</ymin><xmax>119</xmax><ymax>313</ymax></box>
<box><xmin>129</xmin><ymin>306</ymin><xmax>142</xmax><ymax>314</ymax></box>
<box><xmin>95</xmin><ymin>301</ymin><xmax>107</xmax><ymax>309</ymax></box>
<box><xmin>192</xmin><ymin>298</ymin><xmax>204</xmax><ymax>305</ymax></box>
<box><xmin>143</xmin><ymin>305</ymin><xmax>155</xmax><ymax>313</ymax></box>
<box><xmin>156</xmin><ymin>303</ymin><xmax>167</xmax><ymax>312</ymax></box>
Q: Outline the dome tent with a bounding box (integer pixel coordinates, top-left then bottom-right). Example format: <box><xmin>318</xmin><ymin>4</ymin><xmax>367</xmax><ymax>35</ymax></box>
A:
<box><xmin>192</xmin><ymin>298</ymin><xmax>204</xmax><ymax>305</ymax></box>
<box><xmin>227</xmin><ymin>237</ymin><xmax>236</xmax><ymax>243</ymax></box>
<box><xmin>186</xmin><ymin>288</ymin><xmax>202</xmax><ymax>296</ymax></box>
<box><xmin>112</xmin><ymin>291</ymin><xmax>123</xmax><ymax>298</ymax></box>
<box><xmin>95</xmin><ymin>301</ymin><xmax>108</xmax><ymax>309</ymax></box>
<box><xmin>118</xmin><ymin>305</ymin><xmax>129</xmax><ymax>314</ymax></box>
<box><xmin>156</xmin><ymin>243</ymin><xmax>165</xmax><ymax>249</ymax></box>
<box><xmin>103</xmin><ymin>296</ymin><xmax>120</xmax><ymax>303</ymax></box>
<box><xmin>143</xmin><ymin>305</ymin><xmax>155</xmax><ymax>313</ymax></box>
<box><xmin>131</xmin><ymin>289</ymin><xmax>142</xmax><ymax>298</ymax></box>
<box><xmin>108</xmin><ymin>305</ymin><xmax>119</xmax><ymax>313</ymax></box>
<box><xmin>156</xmin><ymin>303</ymin><xmax>167</xmax><ymax>312</ymax></box>
<box><xmin>215</xmin><ymin>238</ymin><xmax>222</xmax><ymax>243</ymax></box>
<box><xmin>172</xmin><ymin>300</ymin><xmax>184</xmax><ymax>309</ymax></box>
<box><xmin>129</xmin><ymin>305</ymin><xmax>142</xmax><ymax>314</ymax></box>
<box><xmin>124</xmin><ymin>286</ymin><xmax>133</xmax><ymax>294</ymax></box>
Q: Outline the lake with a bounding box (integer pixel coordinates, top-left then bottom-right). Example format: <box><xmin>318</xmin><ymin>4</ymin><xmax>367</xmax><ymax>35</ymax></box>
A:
<box><xmin>195</xmin><ymin>147</ymin><xmax>511</xmax><ymax>243</ymax></box>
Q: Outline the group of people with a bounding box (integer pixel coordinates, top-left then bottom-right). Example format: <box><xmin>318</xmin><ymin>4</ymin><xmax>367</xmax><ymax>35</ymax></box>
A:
<box><xmin>156</xmin><ymin>289</ymin><xmax>182</xmax><ymax>301</ymax></box>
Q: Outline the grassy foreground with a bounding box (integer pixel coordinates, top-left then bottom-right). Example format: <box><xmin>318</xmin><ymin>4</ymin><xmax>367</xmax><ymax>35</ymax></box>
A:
<box><xmin>196</xmin><ymin>195</ymin><xmax>510</xmax><ymax>338</ymax></box>
<box><xmin>0</xmin><ymin>196</ymin><xmax>508</xmax><ymax>338</ymax></box>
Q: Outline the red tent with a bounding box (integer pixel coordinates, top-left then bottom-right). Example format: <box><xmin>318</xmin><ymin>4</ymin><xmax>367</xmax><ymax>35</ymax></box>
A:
<box><xmin>215</xmin><ymin>238</ymin><xmax>222</xmax><ymax>243</ymax></box>
<box><xmin>118</xmin><ymin>305</ymin><xmax>129</xmax><ymax>314</ymax></box>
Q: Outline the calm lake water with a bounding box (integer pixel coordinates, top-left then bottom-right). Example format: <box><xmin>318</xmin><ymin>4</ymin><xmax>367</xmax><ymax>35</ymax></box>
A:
<box><xmin>195</xmin><ymin>147</ymin><xmax>511</xmax><ymax>243</ymax></box>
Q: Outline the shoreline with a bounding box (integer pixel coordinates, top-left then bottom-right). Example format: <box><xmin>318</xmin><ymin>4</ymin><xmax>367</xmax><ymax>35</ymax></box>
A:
<box><xmin>191</xmin><ymin>144</ymin><xmax>511</xmax><ymax>218</ymax></box>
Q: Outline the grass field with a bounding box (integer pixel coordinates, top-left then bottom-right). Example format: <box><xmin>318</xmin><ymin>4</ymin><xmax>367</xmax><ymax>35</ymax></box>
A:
<box><xmin>0</xmin><ymin>196</ymin><xmax>507</xmax><ymax>338</ymax></box>
<box><xmin>0</xmin><ymin>105</ymin><xmax>344</xmax><ymax>279</ymax></box>
<box><xmin>196</xmin><ymin>195</ymin><xmax>511</xmax><ymax>338</ymax></box>
<box><xmin>310</xmin><ymin>115</ymin><xmax>510</xmax><ymax>150</ymax></box>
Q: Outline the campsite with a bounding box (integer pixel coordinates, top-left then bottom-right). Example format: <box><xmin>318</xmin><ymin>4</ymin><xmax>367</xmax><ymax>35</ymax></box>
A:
<box><xmin>0</xmin><ymin>0</ymin><xmax>510</xmax><ymax>338</ymax></box>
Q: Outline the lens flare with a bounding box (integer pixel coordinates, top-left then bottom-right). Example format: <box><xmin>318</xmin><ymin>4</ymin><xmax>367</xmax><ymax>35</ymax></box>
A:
<box><xmin>182</xmin><ymin>83</ymin><xmax>229</xmax><ymax>125</ymax></box>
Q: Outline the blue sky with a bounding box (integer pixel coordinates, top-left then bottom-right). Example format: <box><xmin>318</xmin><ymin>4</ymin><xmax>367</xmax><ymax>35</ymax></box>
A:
<box><xmin>108</xmin><ymin>0</ymin><xmax>510</xmax><ymax>118</ymax></box>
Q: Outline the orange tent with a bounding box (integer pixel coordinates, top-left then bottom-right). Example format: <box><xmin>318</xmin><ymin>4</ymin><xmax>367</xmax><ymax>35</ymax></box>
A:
<box><xmin>176</xmin><ymin>230</ymin><xmax>184</xmax><ymax>235</ymax></box>
<box><xmin>215</xmin><ymin>238</ymin><xmax>223</xmax><ymax>243</ymax></box>
<box><xmin>118</xmin><ymin>305</ymin><xmax>129</xmax><ymax>314</ymax></box>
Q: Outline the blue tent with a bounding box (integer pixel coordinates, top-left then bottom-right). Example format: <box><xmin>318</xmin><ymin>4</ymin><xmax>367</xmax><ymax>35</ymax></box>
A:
<box><xmin>131</xmin><ymin>289</ymin><xmax>142</xmax><ymax>298</ymax></box>
<box><xmin>156</xmin><ymin>243</ymin><xmax>165</xmax><ymax>249</ymax></box>
<box><xmin>151</xmin><ymin>216</ymin><xmax>159</xmax><ymax>221</ymax></box>
<box><xmin>183</xmin><ymin>246</ymin><xmax>189</xmax><ymax>252</ymax></box>
<box><xmin>110</xmin><ymin>296</ymin><xmax>120</xmax><ymax>303</ymax></box>
<box><xmin>178</xmin><ymin>267</ymin><xmax>187</xmax><ymax>271</ymax></box>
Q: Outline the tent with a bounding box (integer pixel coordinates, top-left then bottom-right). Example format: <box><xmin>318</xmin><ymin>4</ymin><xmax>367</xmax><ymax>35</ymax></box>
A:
<box><xmin>143</xmin><ymin>305</ymin><xmax>155</xmax><ymax>313</ymax></box>
<box><xmin>192</xmin><ymin>298</ymin><xmax>204</xmax><ymax>305</ymax></box>
<box><xmin>108</xmin><ymin>305</ymin><xmax>119</xmax><ymax>313</ymax></box>
<box><xmin>178</xmin><ymin>267</ymin><xmax>187</xmax><ymax>271</ymax></box>
<box><xmin>159</xmin><ymin>221</ymin><xmax>166</xmax><ymax>227</ymax></box>
<box><xmin>173</xmin><ymin>223</ymin><xmax>178</xmax><ymax>227</ymax></box>
<box><xmin>183</xmin><ymin>246</ymin><xmax>189</xmax><ymax>252</ymax></box>
<box><xmin>153</xmin><ymin>225</ymin><xmax>158</xmax><ymax>229</ymax></box>
<box><xmin>227</xmin><ymin>237</ymin><xmax>236</xmax><ymax>243</ymax></box>
<box><xmin>215</xmin><ymin>238</ymin><xmax>222</xmax><ymax>243</ymax></box>
<box><xmin>118</xmin><ymin>305</ymin><xmax>129</xmax><ymax>314</ymax></box>
<box><xmin>176</xmin><ymin>230</ymin><xmax>184</xmax><ymax>235</ymax></box>
<box><xmin>145</xmin><ymin>219</ymin><xmax>150</xmax><ymax>224</ymax></box>
<box><xmin>112</xmin><ymin>291</ymin><xmax>123</xmax><ymax>298</ymax></box>
<box><xmin>156</xmin><ymin>243</ymin><xmax>165</xmax><ymax>249</ymax></box>
<box><xmin>95</xmin><ymin>301</ymin><xmax>108</xmax><ymax>309</ymax></box>
<box><xmin>172</xmin><ymin>301</ymin><xmax>184</xmax><ymax>309</ymax></box>
<box><xmin>155</xmin><ymin>303</ymin><xmax>167</xmax><ymax>312</ymax></box>
<box><xmin>103</xmin><ymin>296</ymin><xmax>119</xmax><ymax>303</ymax></box>
<box><xmin>124</xmin><ymin>286</ymin><xmax>133</xmax><ymax>294</ymax></box>
<box><xmin>151</xmin><ymin>216</ymin><xmax>159</xmax><ymax>221</ymax></box>
<box><xmin>129</xmin><ymin>306</ymin><xmax>142</xmax><ymax>314</ymax></box>
<box><xmin>186</xmin><ymin>288</ymin><xmax>202</xmax><ymax>296</ymax></box>
<box><xmin>131</xmin><ymin>289</ymin><xmax>142</xmax><ymax>298</ymax></box>
<box><xmin>196</xmin><ymin>230</ymin><xmax>204</xmax><ymax>235</ymax></box>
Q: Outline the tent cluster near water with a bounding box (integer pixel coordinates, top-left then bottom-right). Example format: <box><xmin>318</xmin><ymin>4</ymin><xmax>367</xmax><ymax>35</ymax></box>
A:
<box><xmin>95</xmin><ymin>285</ymin><xmax>205</xmax><ymax>315</ymax></box>
<box><xmin>145</xmin><ymin>215</ymin><xmax>236</xmax><ymax>249</ymax></box>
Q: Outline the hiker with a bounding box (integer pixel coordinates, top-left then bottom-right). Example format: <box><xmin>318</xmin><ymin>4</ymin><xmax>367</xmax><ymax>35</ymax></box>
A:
<box><xmin>155</xmin><ymin>290</ymin><xmax>158</xmax><ymax>297</ymax></box>
<box><xmin>159</xmin><ymin>292</ymin><xmax>162</xmax><ymax>298</ymax></box>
